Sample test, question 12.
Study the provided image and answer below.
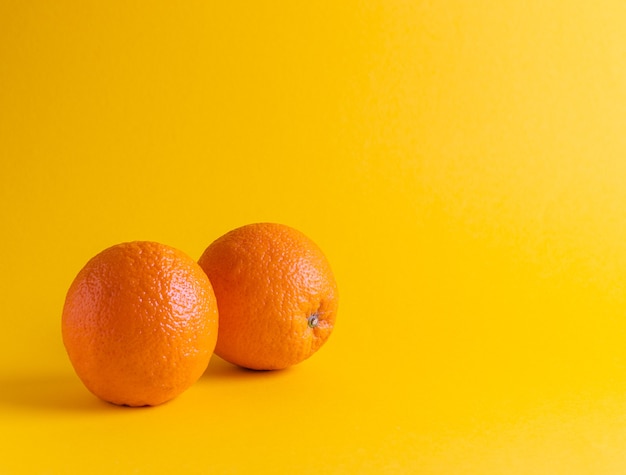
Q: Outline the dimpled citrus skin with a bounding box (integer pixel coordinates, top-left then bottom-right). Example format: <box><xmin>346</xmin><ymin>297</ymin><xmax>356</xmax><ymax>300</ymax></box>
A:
<box><xmin>198</xmin><ymin>223</ymin><xmax>338</xmax><ymax>370</ymax></box>
<box><xmin>62</xmin><ymin>241</ymin><xmax>218</xmax><ymax>407</ymax></box>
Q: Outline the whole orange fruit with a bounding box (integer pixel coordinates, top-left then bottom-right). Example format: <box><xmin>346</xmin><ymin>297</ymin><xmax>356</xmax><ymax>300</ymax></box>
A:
<box><xmin>198</xmin><ymin>223</ymin><xmax>338</xmax><ymax>370</ymax></box>
<box><xmin>62</xmin><ymin>241</ymin><xmax>218</xmax><ymax>406</ymax></box>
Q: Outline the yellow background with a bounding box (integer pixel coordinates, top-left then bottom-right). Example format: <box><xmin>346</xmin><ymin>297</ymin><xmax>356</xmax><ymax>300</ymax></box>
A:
<box><xmin>2</xmin><ymin>1</ymin><xmax>626</xmax><ymax>473</ymax></box>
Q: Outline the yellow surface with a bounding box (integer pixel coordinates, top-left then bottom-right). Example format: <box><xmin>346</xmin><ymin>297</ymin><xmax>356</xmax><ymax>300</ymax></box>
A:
<box><xmin>3</xmin><ymin>1</ymin><xmax>626</xmax><ymax>473</ymax></box>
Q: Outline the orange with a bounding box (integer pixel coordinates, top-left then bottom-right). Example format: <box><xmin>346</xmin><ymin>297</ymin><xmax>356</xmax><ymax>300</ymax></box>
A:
<box><xmin>198</xmin><ymin>223</ymin><xmax>338</xmax><ymax>370</ymax></box>
<box><xmin>62</xmin><ymin>241</ymin><xmax>218</xmax><ymax>406</ymax></box>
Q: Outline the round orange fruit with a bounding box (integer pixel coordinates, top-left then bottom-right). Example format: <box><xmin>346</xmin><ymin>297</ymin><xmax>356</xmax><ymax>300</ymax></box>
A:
<box><xmin>62</xmin><ymin>241</ymin><xmax>218</xmax><ymax>406</ymax></box>
<box><xmin>198</xmin><ymin>223</ymin><xmax>338</xmax><ymax>370</ymax></box>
